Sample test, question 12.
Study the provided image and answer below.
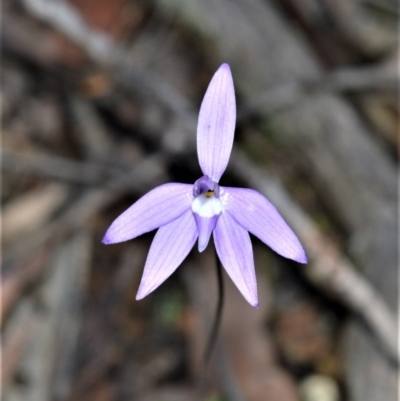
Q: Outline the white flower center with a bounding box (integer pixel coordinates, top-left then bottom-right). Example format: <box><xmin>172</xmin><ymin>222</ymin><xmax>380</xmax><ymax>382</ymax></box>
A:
<box><xmin>191</xmin><ymin>194</ymin><xmax>222</xmax><ymax>217</ymax></box>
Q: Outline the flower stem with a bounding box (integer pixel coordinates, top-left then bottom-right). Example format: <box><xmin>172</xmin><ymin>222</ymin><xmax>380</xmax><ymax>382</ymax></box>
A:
<box><xmin>197</xmin><ymin>251</ymin><xmax>224</xmax><ymax>395</ymax></box>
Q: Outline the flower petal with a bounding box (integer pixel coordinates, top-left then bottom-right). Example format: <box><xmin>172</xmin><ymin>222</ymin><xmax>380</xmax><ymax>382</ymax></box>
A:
<box><xmin>136</xmin><ymin>210</ymin><xmax>198</xmax><ymax>300</ymax></box>
<box><xmin>194</xmin><ymin>214</ymin><xmax>219</xmax><ymax>252</ymax></box>
<box><xmin>213</xmin><ymin>212</ymin><xmax>258</xmax><ymax>307</ymax></box>
<box><xmin>223</xmin><ymin>187</ymin><xmax>307</xmax><ymax>263</ymax></box>
<box><xmin>197</xmin><ymin>63</ymin><xmax>236</xmax><ymax>182</ymax></box>
<box><xmin>103</xmin><ymin>183</ymin><xmax>192</xmax><ymax>244</ymax></box>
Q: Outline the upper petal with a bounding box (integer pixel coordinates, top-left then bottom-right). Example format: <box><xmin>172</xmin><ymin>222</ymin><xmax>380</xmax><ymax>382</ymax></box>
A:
<box><xmin>213</xmin><ymin>212</ymin><xmax>258</xmax><ymax>307</ymax></box>
<box><xmin>102</xmin><ymin>183</ymin><xmax>192</xmax><ymax>244</ymax></box>
<box><xmin>197</xmin><ymin>63</ymin><xmax>236</xmax><ymax>182</ymax></box>
<box><xmin>136</xmin><ymin>210</ymin><xmax>198</xmax><ymax>300</ymax></box>
<box><xmin>223</xmin><ymin>187</ymin><xmax>307</xmax><ymax>263</ymax></box>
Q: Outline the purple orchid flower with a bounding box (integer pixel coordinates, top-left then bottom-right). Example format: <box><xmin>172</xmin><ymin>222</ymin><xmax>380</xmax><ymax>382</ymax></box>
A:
<box><xmin>103</xmin><ymin>63</ymin><xmax>307</xmax><ymax>307</ymax></box>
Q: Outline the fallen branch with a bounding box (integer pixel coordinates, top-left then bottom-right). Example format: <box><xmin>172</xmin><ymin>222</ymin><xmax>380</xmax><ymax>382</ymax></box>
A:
<box><xmin>2</xmin><ymin>301</ymin><xmax>40</xmax><ymax>389</ymax></box>
<box><xmin>20</xmin><ymin>0</ymin><xmax>194</xmax><ymax>124</ymax></box>
<box><xmin>239</xmin><ymin>64</ymin><xmax>398</xmax><ymax>119</ymax></box>
<box><xmin>2</xmin><ymin>150</ymin><xmax>121</xmax><ymax>187</ymax></box>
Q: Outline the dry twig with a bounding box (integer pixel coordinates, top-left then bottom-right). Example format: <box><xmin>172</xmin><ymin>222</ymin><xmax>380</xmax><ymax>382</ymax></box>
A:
<box><xmin>1</xmin><ymin>249</ymin><xmax>49</xmax><ymax>326</ymax></box>
<box><xmin>2</xmin><ymin>301</ymin><xmax>40</xmax><ymax>388</ymax></box>
<box><xmin>238</xmin><ymin>64</ymin><xmax>399</xmax><ymax>119</ymax></box>
<box><xmin>2</xmin><ymin>150</ymin><xmax>121</xmax><ymax>187</ymax></box>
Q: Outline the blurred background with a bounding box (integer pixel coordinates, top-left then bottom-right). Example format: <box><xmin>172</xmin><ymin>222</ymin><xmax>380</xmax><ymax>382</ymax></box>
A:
<box><xmin>1</xmin><ymin>0</ymin><xmax>398</xmax><ymax>400</ymax></box>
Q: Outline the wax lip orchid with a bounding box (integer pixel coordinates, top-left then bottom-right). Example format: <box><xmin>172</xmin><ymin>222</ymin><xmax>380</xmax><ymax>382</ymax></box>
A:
<box><xmin>102</xmin><ymin>63</ymin><xmax>307</xmax><ymax>307</ymax></box>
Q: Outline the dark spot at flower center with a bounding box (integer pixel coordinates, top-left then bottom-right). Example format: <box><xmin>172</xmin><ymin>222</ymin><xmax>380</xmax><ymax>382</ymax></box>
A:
<box><xmin>193</xmin><ymin>175</ymin><xmax>220</xmax><ymax>198</ymax></box>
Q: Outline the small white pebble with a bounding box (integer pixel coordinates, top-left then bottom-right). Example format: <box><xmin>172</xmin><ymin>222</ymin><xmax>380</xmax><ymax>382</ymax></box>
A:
<box><xmin>299</xmin><ymin>374</ymin><xmax>340</xmax><ymax>401</ymax></box>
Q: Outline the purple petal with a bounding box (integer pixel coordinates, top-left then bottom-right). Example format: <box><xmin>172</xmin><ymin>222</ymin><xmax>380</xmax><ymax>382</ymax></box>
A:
<box><xmin>136</xmin><ymin>210</ymin><xmax>198</xmax><ymax>300</ymax></box>
<box><xmin>194</xmin><ymin>214</ymin><xmax>219</xmax><ymax>252</ymax></box>
<box><xmin>197</xmin><ymin>63</ymin><xmax>236</xmax><ymax>183</ymax></box>
<box><xmin>103</xmin><ymin>183</ymin><xmax>192</xmax><ymax>244</ymax></box>
<box><xmin>223</xmin><ymin>187</ymin><xmax>307</xmax><ymax>263</ymax></box>
<box><xmin>213</xmin><ymin>212</ymin><xmax>258</xmax><ymax>307</ymax></box>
